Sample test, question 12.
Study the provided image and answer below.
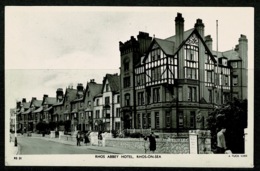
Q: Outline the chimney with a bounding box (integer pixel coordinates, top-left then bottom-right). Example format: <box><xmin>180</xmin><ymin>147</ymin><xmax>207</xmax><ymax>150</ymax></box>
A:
<box><xmin>22</xmin><ymin>98</ymin><xmax>26</xmax><ymax>103</ymax></box>
<box><xmin>32</xmin><ymin>97</ymin><xmax>36</xmax><ymax>101</ymax></box>
<box><xmin>90</xmin><ymin>79</ymin><xmax>95</xmax><ymax>83</ymax></box>
<box><xmin>16</xmin><ymin>101</ymin><xmax>21</xmax><ymax>109</ymax></box>
<box><xmin>234</xmin><ymin>44</ymin><xmax>239</xmax><ymax>52</ymax></box>
<box><xmin>194</xmin><ymin>19</ymin><xmax>205</xmax><ymax>39</ymax></box>
<box><xmin>205</xmin><ymin>35</ymin><xmax>213</xmax><ymax>51</ymax></box>
<box><xmin>137</xmin><ymin>31</ymin><xmax>152</xmax><ymax>55</ymax></box>
<box><xmin>43</xmin><ymin>94</ymin><xmax>48</xmax><ymax>99</ymax></box>
<box><xmin>77</xmin><ymin>83</ymin><xmax>84</xmax><ymax>92</ymax></box>
<box><xmin>56</xmin><ymin>88</ymin><xmax>64</xmax><ymax>102</ymax></box>
<box><xmin>175</xmin><ymin>13</ymin><xmax>184</xmax><ymax>47</ymax></box>
<box><xmin>238</xmin><ymin>34</ymin><xmax>248</xmax><ymax>69</ymax></box>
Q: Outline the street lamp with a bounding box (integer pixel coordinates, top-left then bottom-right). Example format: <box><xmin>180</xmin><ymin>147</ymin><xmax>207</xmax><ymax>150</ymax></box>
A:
<box><xmin>14</xmin><ymin>109</ymin><xmax>17</xmax><ymax>147</ymax></box>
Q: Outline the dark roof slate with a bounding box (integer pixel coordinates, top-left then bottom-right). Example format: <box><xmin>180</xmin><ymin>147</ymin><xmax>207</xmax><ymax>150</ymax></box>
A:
<box><xmin>106</xmin><ymin>74</ymin><xmax>120</xmax><ymax>92</ymax></box>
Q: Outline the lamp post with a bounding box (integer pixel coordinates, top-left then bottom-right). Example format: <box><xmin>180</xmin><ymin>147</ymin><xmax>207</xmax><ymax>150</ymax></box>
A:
<box><xmin>14</xmin><ymin>109</ymin><xmax>17</xmax><ymax>147</ymax></box>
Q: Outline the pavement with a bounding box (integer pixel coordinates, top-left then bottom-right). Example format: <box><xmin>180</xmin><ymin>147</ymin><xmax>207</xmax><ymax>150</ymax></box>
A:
<box><xmin>7</xmin><ymin>134</ymin><xmax>19</xmax><ymax>155</ymax></box>
<box><xmin>24</xmin><ymin>135</ymin><xmax>144</xmax><ymax>154</ymax></box>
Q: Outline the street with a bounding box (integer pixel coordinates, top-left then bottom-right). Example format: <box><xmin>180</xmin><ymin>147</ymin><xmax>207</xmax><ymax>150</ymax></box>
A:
<box><xmin>18</xmin><ymin>136</ymin><xmax>110</xmax><ymax>154</ymax></box>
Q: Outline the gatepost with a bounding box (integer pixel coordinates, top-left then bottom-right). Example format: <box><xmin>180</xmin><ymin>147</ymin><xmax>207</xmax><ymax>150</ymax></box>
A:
<box><xmin>189</xmin><ymin>130</ymin><xmax>198</xmax><ymax>154</ymax></box>
<box><xmin>244</xmin><ymin>128</ymin><xmax>248</xmax><ymax>153</ymax></box>
<box><xmin>59</xmin><ymin>131</ymin><xmax>64</xmax><ymax>139</ymax></box>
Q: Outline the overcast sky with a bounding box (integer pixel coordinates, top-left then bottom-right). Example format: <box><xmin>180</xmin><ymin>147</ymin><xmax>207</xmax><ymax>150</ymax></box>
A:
<box><xmin>5</xmin><ymin>7</ymin><xmax>253</xmax><ymax>116</ymax></box>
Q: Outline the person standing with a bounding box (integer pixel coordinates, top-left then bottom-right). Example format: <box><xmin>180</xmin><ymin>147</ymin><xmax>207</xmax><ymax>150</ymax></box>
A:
<box><xmin>143</xmin><ymin>136</ymin><xmax>149</xmax><ymax>154</ymax></box>
<box><xmin>217</xmin><ymin>128</ymin><xmax>227</xmax><ymax>153</ymax></box>
<box><xmin>149</xmin><ymin>132</ymin><xmax>156</xmax><ymax>153</ymax></box>
<box><xmin>76</xmin><ymin>132</ymin><xmax>81</xmax><ymax>146</ymax></box>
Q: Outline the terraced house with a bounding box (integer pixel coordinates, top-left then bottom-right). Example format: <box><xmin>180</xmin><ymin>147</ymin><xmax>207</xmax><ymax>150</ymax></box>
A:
<box><xmin>119</xmin><ymin>13</ymin><xmax>248</xmax><ymax>132</ymax></box>
<box><xmin>83</xmin><ymin>79</ymin><xmax>103</xmax><ymax>132</ymax></box>
<box><xmin>93</xmin><ymin>74</ymin><xmax>121</xmax><ymax>132</ymax></box>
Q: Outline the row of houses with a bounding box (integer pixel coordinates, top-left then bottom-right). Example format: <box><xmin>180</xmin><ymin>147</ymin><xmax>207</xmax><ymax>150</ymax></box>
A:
<box><xmin>11</xmin><ymin>13</ymin><xmax>248</xmax><ymax>134</ymax></box>
<box><xmin>13</xmin><ymin>74</ymin><xmax>120</xmax><ymax>133</ymax></box>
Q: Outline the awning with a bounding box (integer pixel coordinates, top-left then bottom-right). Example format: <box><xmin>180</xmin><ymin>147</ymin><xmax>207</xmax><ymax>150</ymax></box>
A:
<box><xmin>85</xmin><ymin>107</ymin><xmax>92</xmax><ymax>112</ymax></box>
<box><xmin>22</xmin><ymin>109</ymin><xmax>31</xmax><ymax>114</ymax></box>
<box><xmin>44</xmin><ymin>106</ymin><xmax>52</xmax><ymax>112</ymax></box>
<box><xmin>71</xmin><ymin>109</ymin><xmax>78</xmax><ymax>113</ymax></box>
<box><xmin>63</xmin><ymin>110</ymin><xmax>69</xmax><ymax>114</ymax></box>
<box><xmin>33</xmin><ymin>106</ymin><xmax>43</xmax><ymax>113</ymax></box>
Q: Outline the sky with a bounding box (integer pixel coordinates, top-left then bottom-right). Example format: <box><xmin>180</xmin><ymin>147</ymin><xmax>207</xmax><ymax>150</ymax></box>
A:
<box><xmin>5</xmin><ymin>7</ymin><xmax>254</xmax><ymax>117</ymax></box>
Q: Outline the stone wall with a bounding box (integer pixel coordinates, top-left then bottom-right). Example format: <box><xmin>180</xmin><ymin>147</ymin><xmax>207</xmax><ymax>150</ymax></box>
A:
<box><xmin>105</xmin><ymin>130</ymin><xmax>211</xmax><ymax>154</ymax></box>
<box><xmin>105</xmin><ymin>137</ymin><xmax>189</xmax><ymax>154</ymax></box>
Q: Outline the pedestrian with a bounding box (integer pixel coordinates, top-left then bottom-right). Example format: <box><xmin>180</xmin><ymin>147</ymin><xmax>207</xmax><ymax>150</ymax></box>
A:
<box><xmin>149</xmin><ymin>132</ymin><xmax>156</xmax><ymax>153</ymax></box>
<box><xmin>217</xmin><ymin>127</ymin><xmax>227</xmax><ymax>154</ymax></box>
<box><xmin>143</xmin><ymin>136</ymin><xmax>149</xmax><ymax>154</ymax></box>
<box><xmin>84</xmin><ymin>132</ymin><xmax>90</xmax><ymax>145</ymax></box>
<box><xmin>76</xmin><ymin>132</ymin><xmax>81</xmax><ymax>146</ymax></box>
<box><xmin>98</xmin><ymin>131</ymin><xmax>103</xmax><ymax>146</ymax></box>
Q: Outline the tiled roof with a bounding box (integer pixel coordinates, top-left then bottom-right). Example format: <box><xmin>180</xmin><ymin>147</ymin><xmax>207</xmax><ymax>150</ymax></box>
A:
<box><xmin>223</xmin><ymin>50</ymin><xmax>241</xmax><ymax>61</ymax></box>
<box><xmin>32</xmin><ymin>100</ymin><xmax>43</xmax><ymax>108</ymax></box>
<box><xmin>165</xmin><ymin>28</ymin><xmax>194</xmax><ymax>44</ymax></box>
<box><xmin>64</xmin><ymin>88</ymin><xmax>77</xmax><ymax>103</ymax></box>
<box><xmin>154</xmin><ymin>38</ymin><xmax>175</xmax><ymax>55</ymax></box>
<box><xmin>88</xmin><ymin>82</ymin><xmax>103</xmax><ymax>97</ymax></box>
<box><xmin>45</xmin><ymin>97</ymin><xmax>56</xmax><ymax>105</ymax></box>
<box><xmin>22</xmin><ymin>102</ymin><xmax>30</xmax><ymax>109</ymax></box>
<box><xmin>106</xmin><ymin>74</ymin><xmax>120</xmax><ymax>92</ymax></box>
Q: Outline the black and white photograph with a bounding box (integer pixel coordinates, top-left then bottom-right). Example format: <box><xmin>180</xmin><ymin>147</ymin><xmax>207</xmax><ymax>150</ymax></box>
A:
<box><xmin>5</xmin><ymin>6</ymin><xmax>254</xmax><ymax>167</ymax></box>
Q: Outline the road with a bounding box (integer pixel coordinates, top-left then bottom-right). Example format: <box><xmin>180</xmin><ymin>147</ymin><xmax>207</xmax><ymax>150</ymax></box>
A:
<box><xmin>18</xmin><ymin>136</ymin><xmax>110</xmax><ymax>154</ymax></box>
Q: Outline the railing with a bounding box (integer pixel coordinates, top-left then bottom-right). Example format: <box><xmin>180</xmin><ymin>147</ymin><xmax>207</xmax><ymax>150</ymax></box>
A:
<box><xmin>125</xmin><ymin>128</ymin><xmax>151</xmax><ymax>135</ymax></box>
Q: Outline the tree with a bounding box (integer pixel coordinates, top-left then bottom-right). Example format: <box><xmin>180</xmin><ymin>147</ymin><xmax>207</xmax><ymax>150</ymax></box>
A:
<box><xmin>207</xmin><ymin>98</ymin><xmax>247</xmax><ymax>153</ymax></box>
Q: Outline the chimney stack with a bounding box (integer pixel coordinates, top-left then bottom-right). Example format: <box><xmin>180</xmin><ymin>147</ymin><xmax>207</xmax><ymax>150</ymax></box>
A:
<box><xmin>194</xmin><ymin>19</ymin><xmax>205</xmax><ymax>39</ymax></box>
<box><xmin>205</xmin><ymin>35</ymin><xmax>213</xmax><ymax>51</ymax></box>
<box><xmin>175</xmin><ymin>13</ymin><xmax>184</xmax><ymax>47</ymax></box>
<box><xmin>22</xmin><ymin>98</ymin><xmax>26</xmax><ymax>103</ymax></box>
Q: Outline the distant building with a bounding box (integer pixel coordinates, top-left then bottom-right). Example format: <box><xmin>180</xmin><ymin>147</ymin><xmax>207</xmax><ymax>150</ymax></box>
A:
<box><xmin>93</xmin><ymin>74</ymin><xmax>121</xmax><ymax>132</ymax></box>
<box><xmin>83</xmin><ymin>79</ymin><xmax>103</xmax><ymax>131</ymax></box>
<box><xmin>119</xmin><ymin>13</ymin><xmax>248</xmax><ymax>132</ymax></box>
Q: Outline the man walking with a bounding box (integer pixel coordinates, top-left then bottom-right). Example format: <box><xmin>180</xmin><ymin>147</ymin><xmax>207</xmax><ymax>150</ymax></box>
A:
<box><xmin>76</xmin><ymin>132</ymin><xmax>81</xmax><ymax>146</ymax></box>
<box><xmin>217</xmin><ymin>127</ymin><xmax>227</xmax><ymax>153</ymax></box>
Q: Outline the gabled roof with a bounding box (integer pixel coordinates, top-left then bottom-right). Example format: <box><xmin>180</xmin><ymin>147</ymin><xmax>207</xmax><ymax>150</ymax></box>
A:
<box><xmin>22</xmin><ymin>102</ymin><xmax>30</xmax><ymax>109</ymax></box>
<box><xmin>165</xmin><ymin>28</ymin><xmax>194</xmax><ymax>42</ymax></box>
<box><xmin>102</xmin><ymin>74</ymin><xmax>120</xmax><ymax>93</ymax></box>
<box><xmin>143</xmin><ymin>28</ymin><xmax>216</xmax><ymax>64</ymax></box>
<box><xmin>83</xmin><ymin>81</ymin><xmax>103</xmax><ymax>101</ymax></box>
<box><xmin>154</xmin><ymin>38</ymin><xmax>175</xmax><ymax>55</ymax></box>
<box><xmin>30</xmin><ymin>98</ymin><xmax>43</xmax><ymax>108</ymax></box>
<box><xmin>63</xmin><ymin>88</ymin><xmax>77</xmax><ymax>104</ymax></box>
<box><xmin>172</xmin><ymin>28</ymin><xmax>217</xmax><ymax>63</ymax></box>
<box><xmin>42</xmin><ymin>97</ymin><xmax>56</xmax><ymax>105</ymax></box>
